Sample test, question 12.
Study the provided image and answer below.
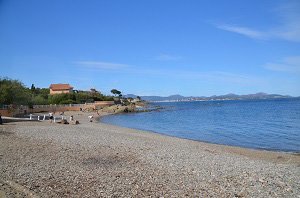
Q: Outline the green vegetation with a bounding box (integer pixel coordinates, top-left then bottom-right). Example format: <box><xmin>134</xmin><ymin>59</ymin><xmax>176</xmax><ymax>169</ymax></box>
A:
<box><xmin>47</xmin><ymin>91</ymin><xmax>114</xmax><ymax>105</ymax></box>
<box><xmin>0</xmin><ymin>77</ymin><xmax>114</xmax><ymax>106</ymax></box>
<box><xmin>111</xmin><ymin>89</ymin><xmax>122</xmax><ymax>97</ymax></box>
<box><xmin>0</xmin><ymin>78</ymin><xmax>31</xmax><ymax>105</ymax></box>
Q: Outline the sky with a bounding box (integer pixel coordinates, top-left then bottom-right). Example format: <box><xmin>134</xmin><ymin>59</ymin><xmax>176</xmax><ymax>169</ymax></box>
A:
<box><xmin>0</xmin><ymin>0</ymin><xmax>300</xmax><ymax>96</ymax></box>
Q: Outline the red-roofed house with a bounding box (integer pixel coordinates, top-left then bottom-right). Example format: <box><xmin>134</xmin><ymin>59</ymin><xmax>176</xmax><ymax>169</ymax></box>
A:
<box><xmin>49</xmin><ymin>84</ymin><xmax>74</xmax><ymax>95</ymax></box>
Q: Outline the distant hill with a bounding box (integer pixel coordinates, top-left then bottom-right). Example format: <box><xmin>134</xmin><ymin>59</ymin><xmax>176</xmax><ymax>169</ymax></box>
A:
<box><xmin>124</xmin><ymin>94</ymin><xmax>186</xmax><ymax>101</ymax></box>
<box><xmin>124</xmin><ymin>93</ymin><xmax>292</xmax><ymax>102</ymax></box>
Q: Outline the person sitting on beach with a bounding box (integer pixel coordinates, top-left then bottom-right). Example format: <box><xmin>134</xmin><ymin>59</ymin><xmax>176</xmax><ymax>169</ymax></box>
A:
<box><xmin>49</xmin><ymin>112</ymin><xmax>54</xmax><ymax>123</ymax></box>
<box><xmin>88</xmin><ymin>115</ymin><xmax>93</xmax><ymax>122</ymax></box>
<box><xmin>69</xmin><ymin>115</ymin><xmax>79</xmax><ymax>125</ymax></box>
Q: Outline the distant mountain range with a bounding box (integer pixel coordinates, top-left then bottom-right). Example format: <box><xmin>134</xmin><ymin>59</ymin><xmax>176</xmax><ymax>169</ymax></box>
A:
<box><xmin>125</xmin><ymin>93</ymin><xmax>293</xmax><ymax>102</ymax></box>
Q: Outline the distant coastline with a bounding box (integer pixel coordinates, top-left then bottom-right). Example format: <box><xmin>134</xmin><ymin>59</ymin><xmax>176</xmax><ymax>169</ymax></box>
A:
<box><xmin>125</xmin><ymin>92</ymin><xmax>296</xmax><ymax>102</ymax></box>
<box><xmin>150</xmin><ymin>97</ymin><xmax>299</xmax><ymax>103</ymax></box>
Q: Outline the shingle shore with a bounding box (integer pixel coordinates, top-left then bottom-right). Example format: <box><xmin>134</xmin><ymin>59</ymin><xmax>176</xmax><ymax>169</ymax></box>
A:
<box><xmin>0</xmin><ymin>112</ymin><xmax>299</xmax><ymax>197</ymax></box>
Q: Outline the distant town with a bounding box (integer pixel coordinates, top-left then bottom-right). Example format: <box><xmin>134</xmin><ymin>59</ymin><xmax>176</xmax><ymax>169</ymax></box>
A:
<box><xmin>126</xmin><ymin>93</ymin><xmax>294</xmax><ymax>102</ymax></box>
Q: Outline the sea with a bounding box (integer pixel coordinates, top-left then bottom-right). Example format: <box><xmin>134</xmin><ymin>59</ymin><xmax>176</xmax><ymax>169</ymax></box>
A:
<box><xmin>101</xmin><ymin>98</ymin><xmax>300</xmax><ymax>153</ymax></box>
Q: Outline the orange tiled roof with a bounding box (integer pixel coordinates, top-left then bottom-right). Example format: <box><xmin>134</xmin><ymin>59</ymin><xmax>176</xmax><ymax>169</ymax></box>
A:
<box><xmin>49</xmin><ymin>84</ymin><xmax>73</xmax><ymax>91</ymax></box>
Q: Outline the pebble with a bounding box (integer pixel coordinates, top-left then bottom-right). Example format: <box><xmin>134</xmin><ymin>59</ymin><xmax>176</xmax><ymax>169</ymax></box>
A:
<box><xmin>0</xmin><ymin>120</ymin><xmax>299</xmax><ymax>197</ymax></box>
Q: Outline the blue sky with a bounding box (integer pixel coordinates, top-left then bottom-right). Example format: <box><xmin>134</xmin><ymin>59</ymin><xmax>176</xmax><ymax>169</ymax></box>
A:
<box><xmin>0</xmin><ymin>0</ymin><xmax>299</xmax><ymax>96</ymax></box>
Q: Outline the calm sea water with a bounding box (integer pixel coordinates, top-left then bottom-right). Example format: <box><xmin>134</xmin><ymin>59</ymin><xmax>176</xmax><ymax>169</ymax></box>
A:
<box><xmin>101</xmin><ymin>98</ymin><xmax>300</xmax><ymax>152</ymax></box>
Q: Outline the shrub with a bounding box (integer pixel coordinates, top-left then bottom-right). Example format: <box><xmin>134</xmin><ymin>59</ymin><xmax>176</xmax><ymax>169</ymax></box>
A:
<box><xmin>32</xmin><ymin>95</ymin><xmax>49</xmax><ymax>105</ymax></box>
<box><xmin>0</xmin><ymin>77</ymin><xmax>31</xmax><ymax>105</ymax></box>
<box><xmin>59</xmin><ymin>99</ymin><xmax>76</xmax><ymax>104</ymax></box>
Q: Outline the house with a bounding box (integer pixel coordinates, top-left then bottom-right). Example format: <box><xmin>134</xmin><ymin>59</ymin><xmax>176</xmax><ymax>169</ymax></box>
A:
<box><xmin>49</xmin><ymin>84</ymin><xmax>74</xmax><ymax>95</ymax></box>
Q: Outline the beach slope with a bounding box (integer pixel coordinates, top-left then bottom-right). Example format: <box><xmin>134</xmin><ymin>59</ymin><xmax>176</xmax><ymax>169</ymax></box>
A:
<box><xmin>0</xmin><ymin>114</ymin><xmax>299</xmax><ymax>197</ymax></box>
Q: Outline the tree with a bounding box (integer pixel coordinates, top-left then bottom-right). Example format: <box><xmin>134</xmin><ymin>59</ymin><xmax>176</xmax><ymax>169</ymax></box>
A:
<box><xmin>89</xmin><ymin>89</ymin><xmax>104</xmax><ymax>101</ymax></box>
<box><xmin>111</xmin><ymin>89</ymin><xmax>121</xmax><ymax>97</ymax></box>
<box><xmin>32</xmin><ymin>95</ymin><xmax>48</xmax><ymax>105</ymax></box>
<box><xmin>30</xmin><ymin>84</ymin><xmax>36</xmax><ymax>94</ymax></box>
<box><xmin>0</xmin><ymin>77</ymin><xmax>114</xmax><ymax>106</ymax></box>
<box><xmin>137</xmin><ymin>96</ymin><xmax>141</xmax><ymax>100</ymax></box>
<box><xmin>37</xmin><ymin>88</ymin><xmax>50</xmax><ymax>100</ymax></box>
<box><xmin>48</xmin><ymin>93</ymin><xmax>76</xmax><ymax>104</ymax></box>
<box><xmin>0</xmin><ymin>78</ymin><xmax>31</xmax><ymax>105</ymax></box>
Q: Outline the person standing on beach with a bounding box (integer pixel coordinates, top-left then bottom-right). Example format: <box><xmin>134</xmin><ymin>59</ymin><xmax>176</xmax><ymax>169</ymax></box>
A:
<box><xmin>49</xmin><ymin>112</ymin><xmax>54</xmax><ymax>123</ymax></box>
<box><xmin>88</xmin><ymin>115</ymin><xmax>93</xmax><ymax>122</ymax></box>
<box><xmin>0</xmin><ymin>114</ymin><xmax>3</xmax><ymax>125</ymax></box>
<box><xmin>60</xmin><ymin>111</ymin><xmax>65</xmax><ymax>120</ymax></box>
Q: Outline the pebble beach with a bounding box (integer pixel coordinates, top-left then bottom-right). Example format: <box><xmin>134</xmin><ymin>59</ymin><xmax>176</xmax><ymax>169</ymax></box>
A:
<box><xmin>0</xmin><ymin>111</ymin><xmax>299</xmax><ymax>197</ymax></box>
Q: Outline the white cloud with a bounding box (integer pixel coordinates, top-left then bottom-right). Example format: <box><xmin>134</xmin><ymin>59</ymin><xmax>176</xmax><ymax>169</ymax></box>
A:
<box><xmin>74</xmin><ymin>61</ymin><xmax>129</xmax><ymax>69</ymax></box>
<box><xmin>73</xmin><ymin>60</ymin><xmax>263</xmax><ymax>85</ymax></box>
<box><xmin>216</xmin><ymin>1</ymin><xmax>300</xmax><ymax>42</ymax></box>
<box><xmin>264</xmin><ymin>56</ymin><xmax>300</xmax><ymax>73</ymax></box>
<box><xmin>125</xmin><ymin>67</ymin><xmax>263</xmax><ymax>85</ymax></box>
<box><xmin>217</xmin><ymin>25</ymin><xmax>266</xmax><ymax>39</ymax></box>
<box><xmin>155</xmin><ymin>54</ymin><xmax>182</xmax><ymax>61</ymax></box>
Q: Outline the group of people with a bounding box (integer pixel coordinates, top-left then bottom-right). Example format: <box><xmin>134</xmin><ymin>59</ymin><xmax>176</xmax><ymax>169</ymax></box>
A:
<box><xmin>48</xmin><ymin>112</ymin><xmax>94</xmax><ymax>124</ymax></box>
<box><xmin>0</xmin><ymin>112</ymin><xmax>94</xmax><ymax>125</ymax></box>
